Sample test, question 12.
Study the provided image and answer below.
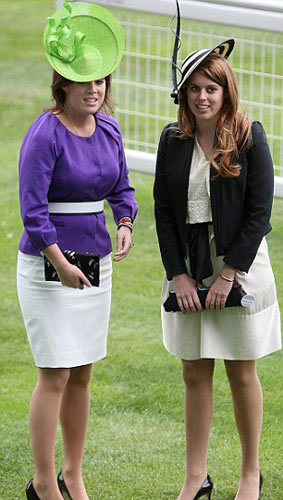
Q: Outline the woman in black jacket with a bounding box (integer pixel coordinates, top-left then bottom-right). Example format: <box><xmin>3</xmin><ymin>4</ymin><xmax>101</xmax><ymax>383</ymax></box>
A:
<box><xmin>154</xmin><ymin>40</ymin><xmax>281</xmax><ymax>500</ymax></box>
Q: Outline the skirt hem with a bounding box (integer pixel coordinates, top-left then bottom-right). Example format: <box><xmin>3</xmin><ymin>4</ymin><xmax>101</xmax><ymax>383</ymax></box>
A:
<box><xmin>163</xmin><ymin>342</ymin><xmax>282</xmax><ymax>361</ymax></box>
<box><xmin>34</xmin><ymin>350</ymin><xmax>107</xmax><ymax>369</ymax></box>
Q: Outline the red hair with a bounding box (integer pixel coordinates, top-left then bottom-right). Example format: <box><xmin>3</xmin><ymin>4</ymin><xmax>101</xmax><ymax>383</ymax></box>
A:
<box><xmin>178</xmin><ymin>54</ymin><xmax>251</xmax><ymax>178</ymax></box>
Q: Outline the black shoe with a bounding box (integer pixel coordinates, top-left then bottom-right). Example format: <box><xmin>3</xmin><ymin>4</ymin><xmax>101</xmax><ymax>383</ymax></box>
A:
<box><xmin>57</xmin><ymin>469</ymin><xmax>74</xmax><ymax>500</ymax></box>
<box><xmin>258</xmin><ymin>473</ymin><xmax>263</xmax><ymax>499</ymax></box>
<box><xmin>235</xmin><ymin>472</ymin><xmax>263</xmax><ymax>500</ymax></box>
<box><xmin>26</xmin><ymin>479</ymin><xmax>41</xmax><ymax>500</ymax></box>
<box><xmin>193</xmin><ymin>474</ymin><xmax>213</xmax><ymax>500</ymax></box>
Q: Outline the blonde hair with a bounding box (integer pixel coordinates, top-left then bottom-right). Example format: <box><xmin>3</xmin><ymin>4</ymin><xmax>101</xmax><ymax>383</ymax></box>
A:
<box><xmin>178</xmin><ymin>54</ymin><xmax>251</xmax><ymax>178</ymax></box>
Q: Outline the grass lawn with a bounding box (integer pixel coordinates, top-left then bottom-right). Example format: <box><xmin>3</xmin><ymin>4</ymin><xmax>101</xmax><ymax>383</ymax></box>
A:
<box><xmin>0</xmin><ymin>1</ymin><xmax>282</xmax><ymax>499</ymax></box>
<box><xmin>1</xmin><ymin>171</ymin><xmax>283</xmax><ymax>500</ymax></box>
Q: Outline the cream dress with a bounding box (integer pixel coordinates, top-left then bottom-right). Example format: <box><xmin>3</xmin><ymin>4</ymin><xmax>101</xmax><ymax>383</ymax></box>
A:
<box><xmin>161</xmin><ymin>141</ymin><xmax>281</xmax><ymax>360</ymax></box>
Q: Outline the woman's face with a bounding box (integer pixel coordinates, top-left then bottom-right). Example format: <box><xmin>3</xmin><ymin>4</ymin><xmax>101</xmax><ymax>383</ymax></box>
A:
<box><xmin>64</xmin><ymin>79</ymin><xmax>106</xmax><ymax>116</ymax></box>
<box><xmin>186</xmin><ymin>71</ymin><xmax>224</xmax><ymax>127</ymax></box>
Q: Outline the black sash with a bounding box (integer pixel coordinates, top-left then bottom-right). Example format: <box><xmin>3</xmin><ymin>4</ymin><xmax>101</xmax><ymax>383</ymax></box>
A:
<box><xmin>186</xmin><ymin>223</ymin><xmax>213</xmax><ymax>284</ymax></box>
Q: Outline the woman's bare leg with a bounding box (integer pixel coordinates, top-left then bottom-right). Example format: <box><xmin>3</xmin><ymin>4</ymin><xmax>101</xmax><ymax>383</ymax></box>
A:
<box><xmin>30</xmin><ymin>367</ymin><xmax>70</xmax><ymax>500</ymax></box>
<box><xmin>225</xmin><ymin>360</ymin><xmax>262</xmax><ymax>500</ymax></box>
<box><xmin>178</xmin><ymin>359</ymin><xmax>215</xmax><ymax>500</ymax></box>
<box><xmin>59</xmin><ymin>364</ymin><xmax>92</xmax><ymax>500</ymax></box>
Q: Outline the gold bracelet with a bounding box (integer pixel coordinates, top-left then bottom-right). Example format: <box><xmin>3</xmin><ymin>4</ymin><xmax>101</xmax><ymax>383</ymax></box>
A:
<box><xmin>219</xmin><ymin>272</ymin><xmax>234</xmax><ymax>283</ymax></box>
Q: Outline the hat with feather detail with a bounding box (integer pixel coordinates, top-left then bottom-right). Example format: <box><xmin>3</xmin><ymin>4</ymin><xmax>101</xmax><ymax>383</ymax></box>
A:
<box><xmin>170</xmin><ymin>1</ymin><xmax>234</xmax><ymax>104</ymax></box>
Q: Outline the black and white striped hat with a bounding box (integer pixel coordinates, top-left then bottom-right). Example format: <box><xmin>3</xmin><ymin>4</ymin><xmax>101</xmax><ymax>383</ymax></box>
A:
<box><xmin>170</xmin><ymin>2</ymin><xmax>235</xmax><ymax>104</ymax></box>
<box><xmin>171</xmin><ymin>39</ymin><xmax>234</xmax><ymax>104</ymax></box>
<box><xmin>177</xmin><ymin>39</ymin><xmax>235</xmax><ymax>91</ymax></box>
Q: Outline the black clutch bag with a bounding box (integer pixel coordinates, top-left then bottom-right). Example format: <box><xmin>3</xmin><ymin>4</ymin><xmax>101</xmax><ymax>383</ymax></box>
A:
<box><xmin>163</xmin><ymin>286</ymin><xmax>254</xmax><ymax>312</ymax></box>
<box><xmin>44</xmin><ymin>250</ymin><xmax>100</xmax><ymax>287</ymax></box>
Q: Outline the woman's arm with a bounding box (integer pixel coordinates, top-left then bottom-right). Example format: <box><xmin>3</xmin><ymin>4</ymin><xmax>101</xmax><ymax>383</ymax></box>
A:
<box><xmin>19</xmin><ymin>117</ymin><xmax>58</xmax><ymax>252</ymax></box>
<box><xmin>206</xmin><ymin>121</ymin><xmax>274</xmax><ymax>308</ymax></box>
<box><xmin>154</xmin><ymin>125</ymin><xmax>188</xmax><ymax>280</ymax></box>
<box><xmin>223</xmin><ymin>121</ymin><xmax>274</xmax><ymax>271</ymax></box>
<box><xmin>19</xmin><ymin>116</ymin><xmax>91</xmax><ymax>288</ymax></box>
<box><xmin>104</xmin><ymin>123</ymin><xmax>137</xmax><ymax>262</ymax></box>
<box><xmin>154</xmin><ymin>126</ymin><xmax>202</xmax><ymax>312</ymax></box>
<box><xmin>105</xmin><ymin>126</ymin><xmax>138</xmax><ymax>226</ymax></box>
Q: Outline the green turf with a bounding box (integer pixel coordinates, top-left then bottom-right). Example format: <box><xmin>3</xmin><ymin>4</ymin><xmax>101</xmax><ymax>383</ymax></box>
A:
<box><xmin>0</xmin><ymin>1</ymin><xmax>282</xmax><ymax>499</ymax></box>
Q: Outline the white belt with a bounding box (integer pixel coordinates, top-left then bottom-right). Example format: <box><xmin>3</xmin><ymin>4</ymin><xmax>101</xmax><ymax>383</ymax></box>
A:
<box><xmin>48</xmin><ymin>201</ymin><xmax>104</xmax><ymax>214</ymax></box>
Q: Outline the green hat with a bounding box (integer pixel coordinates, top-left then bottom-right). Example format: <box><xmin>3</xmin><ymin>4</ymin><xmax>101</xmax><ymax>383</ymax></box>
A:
<box><xmin>43</xmin><ymin>1</ymin><xmax>125</xmax><ymax>82</ymax></box>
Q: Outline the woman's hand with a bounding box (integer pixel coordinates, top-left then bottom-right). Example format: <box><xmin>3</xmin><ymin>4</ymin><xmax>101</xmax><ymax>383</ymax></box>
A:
<box><xmin>173</xmin><ymin>273</ymin><xmax>202</xmax><ymax>313</ymax></box>
<box><xmin>205</xmin><ymin>265</ymin><xmax>236</xmax><ymax>309</ymax></box>
<box><xmin>57</xmin><ymin>261</ymin><xmax>91</xmax><ymax>290</ymax></box>
<box><xmin>42</xmin><ymin>243</ymin><xmax>91</xmax><ymax>290</ymax></box>
<box><xmin>113</xmin><ymin>226</ymin><xmax>132</xmax><ymax>262</ymax></box>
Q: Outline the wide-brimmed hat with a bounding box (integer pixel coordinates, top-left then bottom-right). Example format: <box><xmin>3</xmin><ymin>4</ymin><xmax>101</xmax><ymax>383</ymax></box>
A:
<box><xmin>177</xmin><ymin>39</ymin><xmax>235</xmax><ymax>91</ymax></box>
<box><xmin>43</xmin><ymin>0</ymin><xmax>125</xmax><ymax>82</ymax></box>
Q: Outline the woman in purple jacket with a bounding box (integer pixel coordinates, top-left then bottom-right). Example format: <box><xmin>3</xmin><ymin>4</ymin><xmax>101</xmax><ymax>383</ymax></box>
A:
<box><xmin>17</xmin><ymin>3</ymin><xmax>137</xmax><ymax>500</ymax></box>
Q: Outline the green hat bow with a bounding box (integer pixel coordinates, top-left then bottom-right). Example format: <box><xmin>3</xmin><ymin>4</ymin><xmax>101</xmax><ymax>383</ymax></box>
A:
<box><xmin>45</xmin><ymin>1</ymin><xmax>86</xmax><ymax>63</ymax></box>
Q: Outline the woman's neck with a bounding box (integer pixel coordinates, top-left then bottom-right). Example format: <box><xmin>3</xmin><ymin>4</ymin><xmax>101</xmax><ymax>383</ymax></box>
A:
<box><xmin>195</xmin><ymin>124</ymin><xmax>216</xmax><ymax>161</ymax></box>
<box><xmin>58</xmin><ymin>109</ymin><xmax>96</xmax><ymax>137</ymax></box>
<box><xmin>64</xmin><ymin>108</ymin><xmax>95</xmax><ymax>127</ymax></box>
<box><xmin>195</xmin><ymin>119</ymin><xmax>216</xmax><ymax>139</ymax></box>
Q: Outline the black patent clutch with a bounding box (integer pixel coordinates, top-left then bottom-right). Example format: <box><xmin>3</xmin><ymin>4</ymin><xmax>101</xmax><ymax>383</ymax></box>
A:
<box><xmin>163</xmin><ymin>286</ymin><xmax>254</xmax><ymax>312</ymax></box>
<box><xmin>44</xmin><ymin>250</ymin><xmax>100</xmax><ymax>287</ymax></box>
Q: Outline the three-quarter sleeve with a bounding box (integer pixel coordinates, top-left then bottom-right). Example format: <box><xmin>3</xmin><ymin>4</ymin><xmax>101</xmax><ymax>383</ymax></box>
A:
<box><xmin>19</xmin><ymin>123</ymin><xmax>58</xmax><ymax>252</ymax></box>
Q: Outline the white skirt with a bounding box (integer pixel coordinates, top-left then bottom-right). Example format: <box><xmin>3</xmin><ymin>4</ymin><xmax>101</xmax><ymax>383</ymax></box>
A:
<box><xmin>17</xmin><ymin>251</ymin><xmax>112</xmax><ymax>368</ymax></box>
<box><xmin>161</xmin><ymin>231</ymin><xmax>281</xmax><ymax>361</ymax></box>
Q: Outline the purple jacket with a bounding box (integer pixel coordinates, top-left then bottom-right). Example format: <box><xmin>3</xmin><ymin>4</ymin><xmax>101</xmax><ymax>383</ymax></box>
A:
<box><xmin>19</xmin><ymin>111</ymin><xmax>138</xmax><ymax>257</ymax></box>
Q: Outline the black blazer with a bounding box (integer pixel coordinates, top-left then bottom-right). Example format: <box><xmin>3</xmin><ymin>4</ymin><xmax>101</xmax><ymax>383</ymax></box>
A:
<box><xmin>154</xmin><ymin>121</ymin><xmax>274</xmax><ymax>281</ymax></box>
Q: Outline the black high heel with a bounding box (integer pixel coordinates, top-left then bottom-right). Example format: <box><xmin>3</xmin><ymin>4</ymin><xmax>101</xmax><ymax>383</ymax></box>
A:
<box><xmin>258</xmin><ymin>473</ymin><xmax>263</xmax><ymax>499</ymax></box>
<box><xmin>193</xmin><ymin>474</ymin><xmax>213</xmax><ymax>500</ymax></box>
<box><xmin>235</xmin><ymin>472</ymin><xmax>263</xmax><ymax>500</ymax></box>
<box><xmin>57</xmin><ymin>469</ymin><xmax>74</xmax><ymax>500</ymax></box>
<box><xmin>26</xmin><ymin>479</ymin><xmax>41</xmax><ymax>500</ymax></box>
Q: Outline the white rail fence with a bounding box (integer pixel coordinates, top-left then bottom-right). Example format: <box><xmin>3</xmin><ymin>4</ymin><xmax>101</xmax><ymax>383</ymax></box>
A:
<box><xmin>57</xmin><ymin>0</ymin><xmax>283</xmax><ymax>197</ymax></box>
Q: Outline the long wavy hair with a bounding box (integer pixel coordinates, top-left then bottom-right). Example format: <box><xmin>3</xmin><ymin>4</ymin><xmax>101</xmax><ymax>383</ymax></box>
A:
<box><xmin>45</xmin><ymin>71</ymin><xmax>115</xmax><ymax>115</ymax></box>
<box><xmin>178</xmin><ymin>53</ymin><xmax>252</xmax><ymax>178</ymax></box>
